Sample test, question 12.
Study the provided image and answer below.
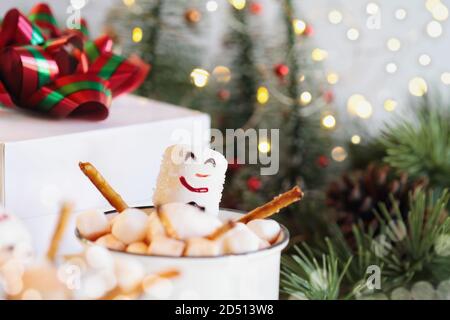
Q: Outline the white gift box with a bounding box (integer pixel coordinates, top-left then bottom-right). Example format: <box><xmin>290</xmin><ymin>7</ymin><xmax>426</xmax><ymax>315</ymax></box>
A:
<box><xmin>0</xmin><ymin>95</ymin><xmax>209</xmax><ymax>254</ymax></box>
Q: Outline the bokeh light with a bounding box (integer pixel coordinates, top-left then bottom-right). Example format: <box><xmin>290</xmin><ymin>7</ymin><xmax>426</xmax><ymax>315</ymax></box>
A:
<box><xmin>328</xmin><ymin>10</ymin><xmax>343</xmax><ymax>24</ymax></box>
<box><xmin>408</xmin><ymin>77</ymin><xmax>428</xmax><ymax>96</ymax></box>
<box><xmin>387</xmin><ymin>38</ymin><xmax>401</xmax><ymax>51</ymax></box>
<box><xmin>418</xmin><ymin>54</ymin><xmax>431</xmax><ymax>66</ymax></box>
<box><xmin>386</xmin><ymin>62</ymin><xmax>397</xmax><ymax>74</ymax></box>
<box><xmin>384</xmin><ymin>99</ymin><xmax>398</xmax><ymax>112</ymax></box>
<box><xmin>257</xmin><ymin>86</ymin><xmax>269</xmax><ymax>104</ymax></box>
<box><xmin>322</xmin><ymin>114</ymin><xmax>336</xmax><ymax>129</ymax></box>
<box><xmin>123</xmin><ymin>0</ymin><xmax>135</xmax><ymax>6</ymax></box>
<box><xmin>351</xmin><ymin>135</ymin><xmax>361</xmax><ymax>144</ymax></box>
<box><xmin>293</xmin><ymin>19</ymin><xmax>306</xmax><ymax>35</ymax></box>
<box><xmin>206</xmin><ymin>0</ymin><xmax>218</xmax><ymax>12</ymax></box>
<box><xmin>300</xmin><ymin>91</ymin><xmax>312</xmax><ymax>105</ymax></box>
<box><xmin>441</xmin><ymin>72</ymin><xmax>450</xmax><ymax>85</ymax></box>
<box><xmin>395</xmin><ymin>8</ymin><xmax>407</xmax><ymax>20</ymax></box>
<box><xmin>347</xmin><ymin>94</ymin><xmax>373</xmax><ymax>118</ymax></box>
<box><xmin>230</xmin><ymin>0</ymin><xmax>246</xmax><ymax>10</ymax></box>
<box><xmin>355</xmin><ymin>100</ymin><xmax>373</xmax><ymax>119</ymax></box>
<box><xmin>331</xmin><ymin>146</ymin><xmax>347</xmax><ymax>162</ymax></box>
<box><xmin>427</xmin><ymin>20</ymin><xmax>443</xmax><ymax>38</ymax></box>
<box><xmin>311</xmin><ymin>48</ymin><xmax>328</xmax><ymax>61</ymax></box>
<box><xmin>347</xmin><ymin>28</ymin><xmax>360</xmax><ymax>41</ymax></box>
<box><xmin>212</xmin><ymin>66</ymin><xmax>231</xmax><ymax>83</ymax></box>
<box><xmin>132</xmin><ymin>27</ymin><xmax>143</xmax><ymax>42</ymax></box>
<box><xmin>190</xmin><ymin>68</ymin><xmax>210</xmax><ymax>87</ymax></box>
<box><xmin>366</xmin><ymin>3</ymin><xmax>379</xmax><ymax>15</ymax></box>
<box><xmin>258</xmin><ymin>141</ymin><xmax>271</xmax><ymax>153</ymax></box>
<box><xmin>327</xmin><ymin>72</ymin><xmax>339</xmax><ymax>85</ymax></box>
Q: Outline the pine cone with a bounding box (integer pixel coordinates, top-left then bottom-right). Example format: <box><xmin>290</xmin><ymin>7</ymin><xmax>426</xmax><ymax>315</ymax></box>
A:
<box><xmin>326</xmin><ymin>164</ymin><xmax>427</xmax><ymax>241</ymax></box>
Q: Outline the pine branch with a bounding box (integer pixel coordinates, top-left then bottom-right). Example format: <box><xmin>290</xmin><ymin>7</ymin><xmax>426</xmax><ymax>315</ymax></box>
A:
<box><xmin>381</xmin><ymin>97</ymin><xmax>450</xmax><ymax>189</ymax></box>
<box><xmin>375</xmin><ymin>189</ymin><xmax>450</xmax><ymax>285</ymax></box>
<box><xmin>287</xmin><ymin>189</ymin><xmax>450</xmax><ymax>299</ymax></box>
<box><xmin>281</xmin><ymin>242</ymin><xmax>352</xmax><ymax>300</ymax></box>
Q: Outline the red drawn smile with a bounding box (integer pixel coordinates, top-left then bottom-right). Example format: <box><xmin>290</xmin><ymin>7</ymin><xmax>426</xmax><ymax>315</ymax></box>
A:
<box><xmin>179</xmin><ymin>176</ymin><xmax>209</xmax><ymax>193</ymax></box>
<box><xmin>195</xmin><ymin>173</ymin><xmax>210</xmax><ymax>178</ymax></box>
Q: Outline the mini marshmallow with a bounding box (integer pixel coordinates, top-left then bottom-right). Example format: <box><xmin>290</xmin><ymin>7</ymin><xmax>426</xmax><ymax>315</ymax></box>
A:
<box><xmin>222</xmin><ymin>223</ymin><xmax>262</xmax><ymax>254</ymax></box>
<box><xmin>76</xmin><ymin>271</ymin><xmax>110</xmax><ymax>299</ymax></box>
<box><xmin>153</xmin><ymin>144</ymin><xmax>228</xmax><ymax>215</ymax></box>
<box><xmin>84</xmin><ymin>245</ymin><xmax>115</xmax><ymax>270</ymax></box>
<box><xmin>76</xmin><ymin>209</ymin><xmax>110</xmax><ymax>241</ymax></box>
<box><xmin>247</xmin><ymin>219</ymin><xmax>281</xmax><ymax>244</ymax></box>
<box><xmin>111</xmin><ymin>208</ymin><xmax>148</xmax><ymax>244</ymax></box>
<box><xmin>147</xmin><ymin>236</ymin><xmax>185</xmax><ymax>257</ymax></box>
<box><xmin>159</xmin><ymin>203</ymin><xmax>222</xmax><ymax>239</ymax></box>
<box><xmin>146</xmin><ymin>211</ymin><xmax>165</xmax><ymax>243</ymax></box>
<box><xmin>126</xmin><ymin>242</ymin><xmax>148</xmax><ymax>255</ymax></box>
<box><xmin>184</xmin><ymin>238</ymin><xmax>220</xmax><ymax>257</ymax></box>
<box><xmin>95</xmin><ymin>234</ymin><xmax>126</xmax><ymax>251</ymax></box>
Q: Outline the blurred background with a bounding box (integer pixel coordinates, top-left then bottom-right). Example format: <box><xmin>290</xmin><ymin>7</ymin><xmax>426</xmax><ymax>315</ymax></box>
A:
<box><xmin>1</xmin><ymin>0</ymin><xmax>449</xmax><ymax>300</ymax></box>
<box><xmin>3</xmin><ymin>0</ymin><xmax>450</xmax><ymax>130</ymax></box>
<box><xmin>3</xmin><ymin>0</ymin><xmax>448</xmax><ymax>231</ymax></box>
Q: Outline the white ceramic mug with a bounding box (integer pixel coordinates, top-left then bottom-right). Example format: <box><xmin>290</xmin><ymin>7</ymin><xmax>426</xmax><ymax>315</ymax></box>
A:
<box><xmin>76</xmin><ymin>207</ymin><xmax>289</xmax><ymax>300</ymax></box>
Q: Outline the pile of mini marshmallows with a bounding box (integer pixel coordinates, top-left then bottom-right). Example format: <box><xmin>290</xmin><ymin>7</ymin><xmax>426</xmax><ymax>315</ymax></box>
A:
<box><xmin>0</xmin><ymin>208</ymin><xmax>178</xmax><ymax>300</ymax></box>
<box><xmin>77</xmin><ymin>203</ymin><xmax>282</xmax><ymax>257</ymax></box>
<box><xmin>77</xmin><ymin>144</ymin><xmax>283</xmax><ymax>256</ymax></box>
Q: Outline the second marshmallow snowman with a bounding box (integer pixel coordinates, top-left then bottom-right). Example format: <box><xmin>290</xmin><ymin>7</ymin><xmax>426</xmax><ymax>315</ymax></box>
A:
<box><xmin>153</xmin><ymin>145</ymin><xmax>228</xmax><ymax>215</ymax></box>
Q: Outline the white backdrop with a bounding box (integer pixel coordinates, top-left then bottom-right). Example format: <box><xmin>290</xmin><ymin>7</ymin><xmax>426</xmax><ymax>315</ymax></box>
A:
<box><xmin>1</xmin><ymin>0</ymin><xmax>449</xmax><ymax>134</ymax></box>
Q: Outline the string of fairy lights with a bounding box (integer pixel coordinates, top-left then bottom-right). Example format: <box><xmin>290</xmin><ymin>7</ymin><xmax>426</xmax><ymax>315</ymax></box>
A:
<box><xmin>122</xmin><ymin>0</ymin><xmax>449</xmax><ymax>164</ymax></box>
<box><xmin>304</xmin><ymin>0</ymin><xmax>449</xmax><ymax>162</ymax></box>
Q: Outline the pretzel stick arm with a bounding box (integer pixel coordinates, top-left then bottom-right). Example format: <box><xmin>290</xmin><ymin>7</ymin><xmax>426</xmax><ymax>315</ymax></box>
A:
<box><xmin>47</xmin><ymin>202</ymin><xmax>73</xmax><ymax>262</ymax></box>
<box><xmin>238</xmin><ymin>186</ymin><xmax>303</xmax><ymax>224</ymax></box>
<box><xmin>205</xmin><ymin>186</ymin><xmax>303</xmax><ymax>241</ymax></box>
<box><xmin>206</xmin><ymin>221</ymin><xmax>236</xmax><ymax>241</ymax></box>
<box><xmin>79</xmin><ymin>162</ymin><xmax>129</xmax><ymax>213</ymax></box>
<box><xmin>156</xmin><ymin>205</ymin><xmax>180</xmax><ymax>239</ymax></box>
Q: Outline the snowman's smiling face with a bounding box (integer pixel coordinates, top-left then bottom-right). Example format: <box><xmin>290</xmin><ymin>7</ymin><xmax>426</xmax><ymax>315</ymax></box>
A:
<box><xmin>178</xmin><ymin>150</ymin><xmax>218</xmax><ymax>193</ymax></box>
<box><xmin>153</xmin><ymin>144</ymin><xmax>228</xmax><ymax>215</ymax></box>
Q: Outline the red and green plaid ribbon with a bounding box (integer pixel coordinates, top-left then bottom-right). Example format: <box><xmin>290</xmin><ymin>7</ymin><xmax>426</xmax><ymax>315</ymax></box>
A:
<box><xmin>0</xmin><ymin>3</ymin><xmax>150</xmax><ymax>120</ymax></box>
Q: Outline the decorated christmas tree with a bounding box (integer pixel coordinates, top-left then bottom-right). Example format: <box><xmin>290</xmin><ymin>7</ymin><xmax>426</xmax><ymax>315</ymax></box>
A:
<box><xmin>106</xmin><ymin>0</ymin><xmax>337</xmax><ymax>237</ymax></box>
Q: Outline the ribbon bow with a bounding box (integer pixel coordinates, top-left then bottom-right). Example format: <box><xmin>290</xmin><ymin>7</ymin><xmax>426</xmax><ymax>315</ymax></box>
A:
<box><xmin>0</xmin><ymin>3</ymin><xmax>150</xmax><ymax>120</ymax></box>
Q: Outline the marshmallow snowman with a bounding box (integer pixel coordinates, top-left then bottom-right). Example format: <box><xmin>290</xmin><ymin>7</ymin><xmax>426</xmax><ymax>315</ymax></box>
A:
<box><xmin>0</xmin><ymin>210</ymin><xmax>33</xmax><ymax>266</ymax></box>
<box><xmin>153</xmin><ymin>144</ymin><xmax>228</xmax><ymax>215</ymax></box>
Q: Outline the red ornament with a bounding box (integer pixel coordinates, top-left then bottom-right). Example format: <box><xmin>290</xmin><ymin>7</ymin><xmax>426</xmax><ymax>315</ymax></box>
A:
<box><xmin>247</xmin><ymin>176</ymin><xmax>262</xmax><ymax>191</ymax></box>
<box><xmin>217</xmin><ymin>89</ymin><xmax>230</xmax><ymax>101</ymax></box>
<box><xmin>316</xmin><ymin>155</ymin><xmax>330</xmax><ymax>168</ymax></box>
<box><xmin>304</xmin><ymin>24</ymin><xmax>314</xmax><ymax>37</ymax></box>
<box><xmin>274</xmin><ymin>63</ymin><xmax>289</xmax><ymax>78</ymax></box>
<box><xmin>249</xmin><ymin>2</ymin><xmax>263</xmax><ymax>15</ymax></box>
<box><xmin>323</xmin><ymin>90</ymin><xmax>334</xmax><ymax>103</ymax></box>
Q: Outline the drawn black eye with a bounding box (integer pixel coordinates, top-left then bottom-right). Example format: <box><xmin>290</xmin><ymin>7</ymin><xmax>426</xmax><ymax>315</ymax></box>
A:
<box><xmin>185</xmin><ymin>151</ymin><xmax>196</xmax><ymax>161</ymax></box>
<box><xmin>204</xmin><ymin>158</ymin><xmax>216</xmax><ymax>167</ymax></box>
